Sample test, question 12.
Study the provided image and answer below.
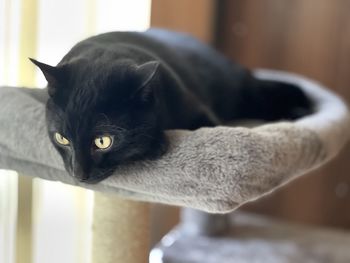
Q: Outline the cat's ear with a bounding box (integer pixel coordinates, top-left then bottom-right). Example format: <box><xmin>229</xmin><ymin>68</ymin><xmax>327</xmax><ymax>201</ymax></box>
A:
<box><xmin>29</xmin><ymin>58</ymin><xmax>66</xmax><ymax>95</ymax></box>
<box><xmin>137</xmin><ymin>61</ymin><xmax>160</xmax><ymax>86</ymax></box>
<box><xmin>133</xmin><ymin>61</ymin><xmax>160</xmax><ymax>102</ymax></box>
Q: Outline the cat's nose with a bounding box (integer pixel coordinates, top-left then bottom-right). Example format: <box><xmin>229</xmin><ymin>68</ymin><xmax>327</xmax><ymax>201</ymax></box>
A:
<box><xmin>72</xmin><ymin>162</ymin><xmax>90</xmax><ymax>182</ymax></box>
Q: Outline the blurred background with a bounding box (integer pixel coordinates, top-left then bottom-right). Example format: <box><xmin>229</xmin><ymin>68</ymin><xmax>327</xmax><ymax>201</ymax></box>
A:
<box><xmin>151</xmin><ymin>0</ymin><xmax>350</xmax><ymax>228</ymax></box>
<box><xmin>1</xmin><ymin>0</ymin><xmax>350</xmax><ymax>262</ymax></box>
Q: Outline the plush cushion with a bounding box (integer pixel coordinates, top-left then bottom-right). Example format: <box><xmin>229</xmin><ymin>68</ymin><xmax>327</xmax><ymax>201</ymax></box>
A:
<box><xmin>0</xmin><ymin>70</ymin><xmax>348</xmax><ymax>213</ymax></box>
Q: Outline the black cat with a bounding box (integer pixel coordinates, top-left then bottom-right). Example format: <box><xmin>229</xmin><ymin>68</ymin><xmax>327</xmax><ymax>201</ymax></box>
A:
<box><xmin>30</xmin><ymin>29</ymin><xmax>312</xmax><ymax>184</ymax></box>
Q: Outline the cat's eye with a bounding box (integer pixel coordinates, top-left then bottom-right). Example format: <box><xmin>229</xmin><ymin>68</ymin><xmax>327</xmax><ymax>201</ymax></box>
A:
<box><xmin>54</xmin><ymin>132</ymin><xmax>70</xmax><ymax>146</ymax></box>
<box><xmin>94</xmin><ymin>136</ymin><xmax>113</xmax><ymax>150</ymax></box>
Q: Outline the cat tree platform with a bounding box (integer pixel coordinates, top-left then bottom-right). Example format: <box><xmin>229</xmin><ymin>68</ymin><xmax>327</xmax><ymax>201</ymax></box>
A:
<box><xmin>0</xmin><ymin>70</ymin><xmax>349</xmax><ymax>212</ymax></box>
<box><xmin>0</xmin><ymin>70</ymin><xmax>349</xmax><ymax>262</ymax></box>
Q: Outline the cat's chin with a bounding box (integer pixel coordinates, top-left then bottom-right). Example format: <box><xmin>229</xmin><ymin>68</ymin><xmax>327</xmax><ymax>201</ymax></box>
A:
<box><xmin>74</xmin><ymin>169</ymin><xmax>115</xmax><ymax>184</ymax></box>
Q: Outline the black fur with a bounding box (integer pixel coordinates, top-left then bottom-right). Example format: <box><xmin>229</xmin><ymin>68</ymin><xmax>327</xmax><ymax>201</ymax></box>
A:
<box><xmin>31</xmin><ymin>29</ymin><xmax>312</xmax><ymax>183</ymax></box>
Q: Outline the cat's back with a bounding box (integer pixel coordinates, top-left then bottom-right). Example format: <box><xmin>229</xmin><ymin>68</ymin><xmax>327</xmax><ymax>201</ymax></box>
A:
<box><xmin>60</xmin><ymin>29</ymin><xmax>209</xmax><ymax>82</ymax></box>
<box><xmin>66</xmin><ymin>29</ymin><xmax>216</xmax><ymax>67</ymax></box>
<box><xmin>61</xmin><ymin>29</ymin><xmax>249</xmax><ymax>116</ymax></box>
<box><xmin>73</xmin><ymin>29</ymin><xmax>209</xmax><ymax>60</ymax></box>
<box><xmin>64</xmin><ymin>29</ymin><xmax>245</xmax><ymax>79</ymax></box>
<box><xmin>79</xmin><ymin>29</ymin><xmax>242</xmax><ymax>73</ymax></box>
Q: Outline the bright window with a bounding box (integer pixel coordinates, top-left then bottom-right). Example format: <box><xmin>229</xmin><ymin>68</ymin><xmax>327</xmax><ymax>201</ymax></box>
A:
<box><xmin>0</xmin><ymin>1</ymin><xmax>152</xmax><ymax>262</ymax></box>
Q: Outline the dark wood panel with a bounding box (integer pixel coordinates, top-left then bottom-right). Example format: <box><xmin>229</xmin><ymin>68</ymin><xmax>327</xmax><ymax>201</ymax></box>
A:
<box><xmin>217</xmin><ymin>0</ymin><xmax>350</xmax><ymax>228</ymax></box>
<box><xmin>151</xmin><ymin>0</ymin><xmax>216</xmax><ymax>43</ymax></box>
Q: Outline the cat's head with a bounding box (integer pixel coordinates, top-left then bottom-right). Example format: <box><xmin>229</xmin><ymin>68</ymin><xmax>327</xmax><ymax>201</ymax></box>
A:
<box><xmin>31</xmin><ymin>58</ymin><xmax>166</xmax><ymax>184</ymax></box>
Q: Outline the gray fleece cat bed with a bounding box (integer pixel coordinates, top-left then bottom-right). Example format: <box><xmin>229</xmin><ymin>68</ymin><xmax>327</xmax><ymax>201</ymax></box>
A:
<box><xmin>0</xmin><ymin>70</ymin><xmax>349</xmax><ymax>213</ymax></box>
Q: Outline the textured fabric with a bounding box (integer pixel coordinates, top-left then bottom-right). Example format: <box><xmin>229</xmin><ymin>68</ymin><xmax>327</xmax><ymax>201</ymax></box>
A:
<box><xmin>151</xmin><ymin>212</ymin><xmax>350</xmax><ymax>263</ymax></box>
<box><xmin>0</xmin><ymin>70</ymin><xmax>349</xmax><ymax>213</ymax></box>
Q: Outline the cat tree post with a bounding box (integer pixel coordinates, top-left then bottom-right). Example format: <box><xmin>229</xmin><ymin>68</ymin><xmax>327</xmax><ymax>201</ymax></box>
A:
<box><xmin>92</xmin><ymin>193</ymin><xmax>150</xmax><ymax>263</ymax></box>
